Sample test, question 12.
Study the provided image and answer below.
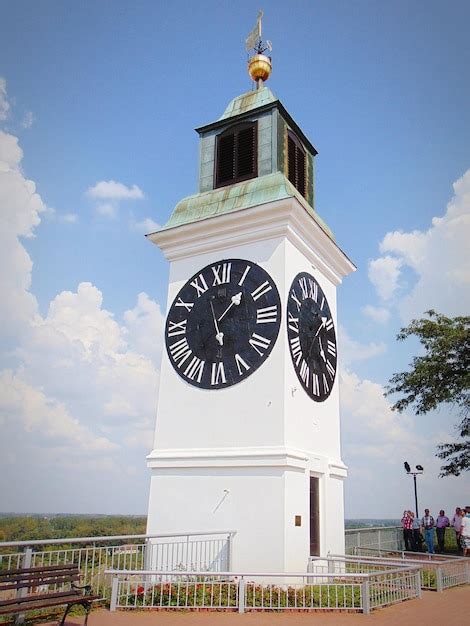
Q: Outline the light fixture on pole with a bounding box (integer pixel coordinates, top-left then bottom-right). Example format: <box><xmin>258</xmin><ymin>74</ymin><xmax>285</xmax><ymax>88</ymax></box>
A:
<box><xmin>404</xmin><ymin>461</ymin><xmax>424</xmax><ymax>517</ymax></box>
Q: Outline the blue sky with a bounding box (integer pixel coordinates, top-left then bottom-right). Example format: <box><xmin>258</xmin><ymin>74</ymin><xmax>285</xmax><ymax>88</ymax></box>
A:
<box><xmin>0</xmin><ymin>0</ymin><xmax>469</xmax><ymax>518</ymax></box>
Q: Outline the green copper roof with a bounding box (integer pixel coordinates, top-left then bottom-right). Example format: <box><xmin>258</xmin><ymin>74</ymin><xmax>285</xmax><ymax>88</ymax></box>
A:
<box><xmin>219</xmin><ymin>87</ymin><xmax>277</xmax><ymax>120</ymax></box>
<box><xmin>159</xmin><ymin>172</ymin><xmax>334</xmax><ymax>240</ymax></box>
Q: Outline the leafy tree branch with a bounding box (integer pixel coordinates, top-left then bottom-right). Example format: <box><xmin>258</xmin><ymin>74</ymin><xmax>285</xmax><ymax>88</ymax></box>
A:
<box><xmin>385</xmin><ymin>310</ymin><xmax>470</xmax><ymax>476</ymax></box>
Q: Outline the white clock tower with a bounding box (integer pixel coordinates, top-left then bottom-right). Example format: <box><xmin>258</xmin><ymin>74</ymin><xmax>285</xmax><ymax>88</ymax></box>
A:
<box><xmin>146</xmin><ymin>32</ymin><xmax>355</xmax><ymax>573</ymax></box>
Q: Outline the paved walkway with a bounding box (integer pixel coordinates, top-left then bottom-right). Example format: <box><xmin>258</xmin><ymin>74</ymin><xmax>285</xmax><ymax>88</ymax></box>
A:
<box><xmin>50</xmin><ymin>584</ymin><xmax>469</xmax><ymax>626</ymax></box>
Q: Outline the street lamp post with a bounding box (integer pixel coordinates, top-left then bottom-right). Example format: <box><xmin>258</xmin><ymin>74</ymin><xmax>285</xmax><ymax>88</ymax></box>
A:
<box><xmin>404</xmin><ymin>462</ymin><xmax>424</xmax><ymax>518</ymax></box>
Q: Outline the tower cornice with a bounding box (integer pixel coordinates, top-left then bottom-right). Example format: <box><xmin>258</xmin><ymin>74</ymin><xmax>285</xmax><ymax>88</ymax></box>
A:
<box><xmin>147</xmin><ymin>194</ymin><xmax>355</xmax><ymax>285</ymax></box>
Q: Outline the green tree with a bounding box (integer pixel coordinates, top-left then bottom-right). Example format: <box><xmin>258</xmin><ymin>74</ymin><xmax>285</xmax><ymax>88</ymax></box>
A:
<box><xmin>385</xmin><ymin>310</ymin><xmax>470</xmax><ymax>476</ymax></box>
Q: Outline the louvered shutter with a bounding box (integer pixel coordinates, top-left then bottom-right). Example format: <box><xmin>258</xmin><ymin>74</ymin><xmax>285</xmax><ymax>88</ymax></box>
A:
<box><xmin>216</xmin><ymin>122</ymin><xmax>257</xmax><ymax>188</ymax></box>
<box><xmin>287</xmin><ymin>131</ymin><xmax>306</xmax><ymax>198</ymax></box>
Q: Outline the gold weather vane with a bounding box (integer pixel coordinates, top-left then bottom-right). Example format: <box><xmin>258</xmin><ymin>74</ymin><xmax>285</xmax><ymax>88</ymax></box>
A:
<box><xmin>245</xmin><ymin>10</ymin><xmax>273</xmax><ymax>88</ymax></box>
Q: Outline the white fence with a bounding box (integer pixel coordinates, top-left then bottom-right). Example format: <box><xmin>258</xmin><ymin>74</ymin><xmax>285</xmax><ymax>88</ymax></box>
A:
<box><xmin>345</xmin><ymin>526</ymin><xmax>403</xmax><ymax>553</ymax></box>
<box><xmin>339</xmin><ymin>550</ymin><xmax>470</xmax><ymax>591</ymax></box>
<box><xmin>0</xmin><ymin>531</ymin><xmax>235</xmax><ymax>601</ymax></box>
<box><xmin>106</xmin><ymin>558</ymin><xmax>421</xmax><ymax>614</ymax></box>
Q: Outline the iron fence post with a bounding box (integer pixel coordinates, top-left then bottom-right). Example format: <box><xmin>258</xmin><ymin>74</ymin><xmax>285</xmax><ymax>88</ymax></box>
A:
<box><xmin>15</xmin><ymin>547</ymin><xmax>32</xmax><ymax>625</ymax></box>
<box><xmin>110</xmin><ymin>576</ymin><xmax>119</xmax><ymax>611</ymax></box>
<box><xmin>436</xmin><ymin>566</ymin><xmax>443</xmax><ymax>593</ymax></box>
<box><xmin>227</xmin><ymin>533</ymin><xmax>233</xmax><ymax>571</ymax></box>
<box><xmin>361</xmin><ymin>579</ymin><xmax>370</xmax><ymax>614</ymax></box>
<box><xmin>415</xmin><ymin>570</ymin><xmax>422</xmax><ymax>598</ymax></box>
<box><xmin>465</xmin><ymin>561</ymin><xmax>470</xmax><ymax>584</ymax></box>
<box><xmin>238</xmin><ymin>577</ymin><xmax>245</xmax><ymax>613</ymax></box>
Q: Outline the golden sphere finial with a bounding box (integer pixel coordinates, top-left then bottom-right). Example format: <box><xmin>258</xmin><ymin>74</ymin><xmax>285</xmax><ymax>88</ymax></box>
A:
<box><xmin>248</xmin><ymin>54</ymin><xmax>272</xmax><ymax>84</ymax></box>
<box><xmin>245</xmin><ymin>11</ymin><xmax>272</xmax><ymax>88</ymax></box>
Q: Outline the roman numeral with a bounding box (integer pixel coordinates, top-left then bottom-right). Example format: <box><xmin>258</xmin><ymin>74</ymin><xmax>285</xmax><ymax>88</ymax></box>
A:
<box><xmin>325</xmin><ymin>318</ymin><xmax>334</xmax><ymax>331</ymax></box>
<box><xmin>288</xmin><ymin>311</ymin><xmax>299</xmax><ymax>333</ymax></box>
<box><xmin>184</xmin><ymin>356</ymin><xmax>205</xmax><ymax>383</ymax></box>
<box><xmin>175</xmin><ymin>297</ymin><xmax>194</xmax><ymax>312</ymax></box>
<box><xmin>290</xmin><ymin>289</ymin><xmax>302</xmax><ymax>311</ymax></box>
<box><xmin>167</xmin><ymin>319</ymin><xmax>187</xmax><ymax>337</ymax></box>
<box><xmin>326</xmin><ymin>359</ymin><xmax>335</xmax><ymax>380</ymax></box>
<box><xmin>249</xmin><ymin>333</ymin><xmax>271</xmax><ymax>356</ymax></box>
<box><xmin>290</xmin><ymin>336</ymin><xmax>302</xmax><ymax>366</ymax></box>
<box><xmin>312</xmin><ymin>373</ymin><xmax>320</xmax><ymax>396</ymax></box>
<box><xmin>256</xmin><ymin>305</ymin><xmax>278</xmax><ymax>324</ymax></box>
<box><xmin>169</xmin><ymin>337</ymin><xmax>192</xmax><ymax>368</ymax></box>
<box><xmin>251</xmin><ymin>281</ymin><xmax>272</xmax><ymax>302</ymax></box>
<box><xmin>320</xmin><ymin>296</ymin><xmax>325</xmax><ymax>310</ymax></box>
<box><xmin>190</xmin><ymin>273</ymin><xmax>209</xmax><ymax>297</ymax></box>
<box><xmin>327</xmin><ymin>340</ymin><xmax>336</xmax><ymax>357</ymax></box>
<box><xmin>299</xmin><ymin>360</ymin><xmax>309</xmax><ymax>386</ymax></box>
<box><xmin>211</xmin><ymin>362</ymin><xmax>227</xmax><ymax>385</ymax></box>
<box><xmin>322</xmin><ymin>374</ymin><xmax>330</xmax><ymax>394</ymax></box>
<box><xmin>211</xmin><ymin>263</ymin><xmax>232</xmax><ymax>285</ymax></box>
<box><xmin>299</xmin><ymin>277</ymin><xmax>309</xmax><ymax>300</ymax></box>
<box><xmin>309</xmin><ymin>279</ymin><xmax>318</xmax><ymax>302</ymax></box>
<box><xmin>234</xmin><ymin>353</ymin><xmax>250</xmax><ymax>376</ymax></box>
<box><xmin>238</xmin><ymin>264</ymin><xmax>251</xmax><ymax>286</ymax></box>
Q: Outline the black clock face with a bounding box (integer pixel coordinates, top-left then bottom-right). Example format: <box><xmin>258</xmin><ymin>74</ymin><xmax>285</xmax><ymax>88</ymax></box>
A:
<box><xmin>286</xmin><ymin>272</ymin><xmax>337</xmax><ymax>401</ymax></box>
<box><xmin>165</xmin><ymin>259</ymin><xmax>281</xmax><ymax>389</ymax></box>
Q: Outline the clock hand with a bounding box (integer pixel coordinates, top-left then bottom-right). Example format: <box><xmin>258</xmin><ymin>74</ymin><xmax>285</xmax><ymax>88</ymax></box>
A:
<box><xmin>210</xmin><ymin>300</ymin><xmax>224</xmax><ymax>346</ymax></box>
<box><xmin>307</xmin><ymin>317</ymin><xmax>328</xmax><ymax>358</ymax></box>
<box><xmin>218</xmin><ymin>292</ymin><xmax>242</xmax><ymax>322</ymax></box>
<box><xmin>318</xmin><ymin>335</ymin><xmax>327</xmax><ymax>362</ymax></box>
<box><xmin>314</xmin><ymin>316</ymin><xmax>327</xmax><ymax>338</ymax></box>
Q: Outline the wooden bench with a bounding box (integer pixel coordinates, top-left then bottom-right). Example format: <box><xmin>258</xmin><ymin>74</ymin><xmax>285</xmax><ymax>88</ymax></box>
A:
<box><xmin>0</xmin><ymin>563</ymin><xmax>99</xmax><ymax>625</ymax></box>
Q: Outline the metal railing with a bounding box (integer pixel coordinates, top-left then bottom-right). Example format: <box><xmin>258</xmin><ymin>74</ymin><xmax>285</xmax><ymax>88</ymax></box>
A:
<box><xmin>106</xmin><ymin>558</ymin><xmax>422</xmax><ymax>614</ymax></box>
<box><xmin>0</xmin><ymin>531</ymin><xmax>235</xmax><ymax>602</ymax></box>
<box><xmin>341</xmin><ymin>550</ymin><xmax>470</xmax><ymax>591</ymax></box>
<box><xmin>345</xmin><ymin>526</ymin><xmax>404</xmax><ymax>553</ymax></box>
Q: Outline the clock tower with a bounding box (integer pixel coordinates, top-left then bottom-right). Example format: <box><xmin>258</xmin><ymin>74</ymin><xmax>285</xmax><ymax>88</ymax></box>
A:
<box><xmin>146</xmin><ymin>24</ymin><xmax>355</xmax><ymax>572</ymax></box>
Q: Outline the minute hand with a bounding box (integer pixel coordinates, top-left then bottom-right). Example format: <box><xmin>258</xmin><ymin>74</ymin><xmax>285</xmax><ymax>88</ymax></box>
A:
<box><xmin>218</xmin><ymin>292</ymin><xmax>242</xmax><ymax>322</ymax></box>
<box><xmin>314</xmin><ymin>316</ymin><xmax>328</xmax><ymax>337</ymax></box>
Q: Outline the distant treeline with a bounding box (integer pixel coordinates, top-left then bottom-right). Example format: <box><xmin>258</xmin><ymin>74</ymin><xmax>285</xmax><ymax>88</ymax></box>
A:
<box><xmin>0</xmin><ymin>515</ymin><xmax>146</xmax><ymax>543</ymax></box>
<box><xmin>0</xmin><ymin>515</ymin><xmax>399</xmax><ymax>544</ymax></box>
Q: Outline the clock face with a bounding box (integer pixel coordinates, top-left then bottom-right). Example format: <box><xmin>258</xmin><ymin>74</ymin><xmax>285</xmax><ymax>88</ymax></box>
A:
<box><xmin>286</xmin><ymin>272</ymin><xmax>337</xmax><ymax>401</ymax></box>
<box><xmin>165</xmin><ymin>259</ymin><xmax>281</xmax><ymax>389</ymax></box>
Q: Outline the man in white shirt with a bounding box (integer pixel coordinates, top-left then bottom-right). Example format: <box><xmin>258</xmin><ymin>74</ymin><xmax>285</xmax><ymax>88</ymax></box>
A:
<box><xmin>461</xmin><ymin>506</ymin><xmax>470</xmax><ymax>557</ymax></box>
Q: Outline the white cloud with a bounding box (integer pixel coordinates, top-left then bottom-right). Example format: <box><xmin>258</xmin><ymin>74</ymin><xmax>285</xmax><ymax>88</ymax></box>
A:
<box><xmin>0</xmin><ymin>77</ymin><xmax>10</xmax><ymax>121</ymax></box>
<box><xmin>21</xmin><ymin>111</ymin><xmax>34</xmax><ymax>129</ymax></box>
<box><xmin>362</xmin><ymin>305</ymin><xmax>391</xmax><ymax>324</ymax></box>
<box><xmin>61</xmin><ymin>212</ymin><xmax>78</xmax><ymax>223</ymax></box>
<box><xmin>369</xmin><ymin>169</ymin><xmax>470</xmax><ymax>321</ymax></box>
<box><xmin>0</xmin><ymin>131</ymin><xmax>44</xmax><ymax>339</ymax></box>
<box><xmin>0</xmin><ymin>130</ymin><xmax>23</xmax><ymax>166</ymax></box>
<box><xmin>368</xmin><ymin>255</ymin><xmax>402</xmax><ymax>300</ymax></box>
<box><xmin>0</xmin><ymin>370</ymin><xmax>117</xmax><ymax>453</ymax></box>
<box><xmin>339</xmin><ymin>367</ymin><xmax>468</xmax><ymax>517</ymax></box>
<box><xmin>339</xmin><ymin>326</ymin><xmax>387</xmax><ymax>366</ymax></box>
<box><xmin>123</xmin><ymin>292</ymin><xmax>165</xmax><ymax>365</ymax></box>
<box><xmin>130</xmin><ymin>217</ymin><xmax>160</xmax><ymax>233</ymax></box>
<box><xmin>87</xmin><ymin>180</ymin><xmax>144</xmax><ymax>200</ymax></box>
<box><xmin>95</xmin><ymin>202</ymin><xmax>117</xmax><ymax>218</ymax></box>
<box><xmin>0</xmin><ymin>131</ymin><xmax>163</xmax><ymax>512</ymax></box>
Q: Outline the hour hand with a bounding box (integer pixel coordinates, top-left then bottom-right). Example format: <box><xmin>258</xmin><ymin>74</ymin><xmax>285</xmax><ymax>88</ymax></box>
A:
<box><xmin>318</xmin><ymin>336</ymin><xmax>327</xmax><ymax>362</ymax></box>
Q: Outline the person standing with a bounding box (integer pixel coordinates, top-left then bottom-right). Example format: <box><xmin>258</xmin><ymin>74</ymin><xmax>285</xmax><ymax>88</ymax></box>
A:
<box><xmin>452</xmin><ymin>507</ymin><xmax>463</xmax><ymax>550</ymax></box>
<box><xmin>421</xmin><ymin>508</ymin><xmax>435</xmax><ymax>554</ymax></box>
<box><xmin>401</xmin><ymin>510</ymin><xmax>413</xmax><ymax>551</ymax></box>
<box><xmin>411</xmin><ymin>511</ymin><xmax>422</xmax><ymax>551</ymax></box>
<box><xmin>436</xmin><ymin>510</ymin><xmax>450</xmax><ymax>552</ymax></box>
<box><xmin>460</xmin><ymin>506</ymin><xmax>470</xmax><ymax>557</ymax></box>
